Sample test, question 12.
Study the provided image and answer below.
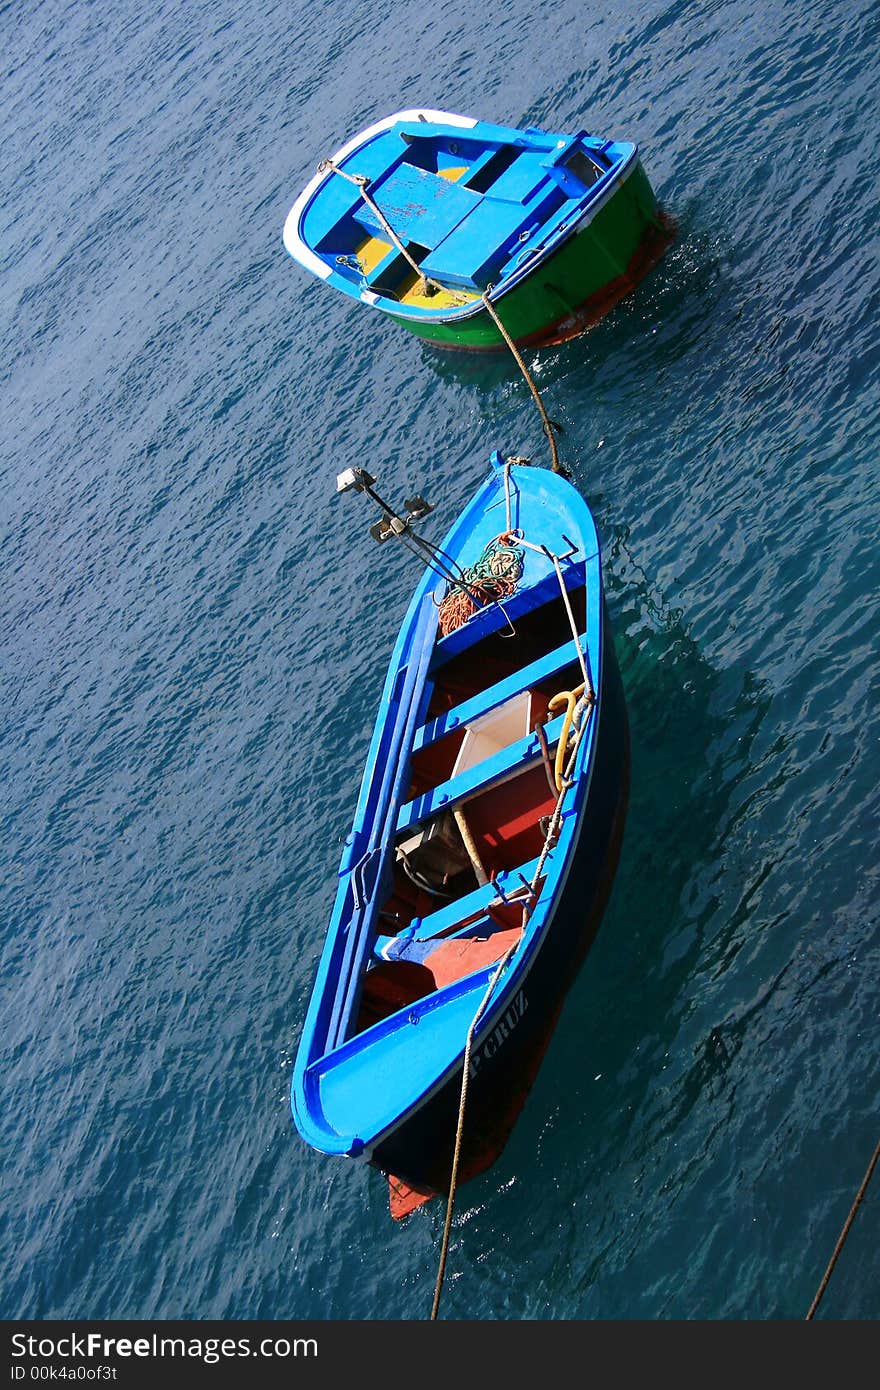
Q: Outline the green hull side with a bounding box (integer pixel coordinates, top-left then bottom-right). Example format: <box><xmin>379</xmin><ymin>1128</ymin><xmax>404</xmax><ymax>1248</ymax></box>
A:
<box><xmin>387</xmin><ymin>161</ymin><xmax>662</xmax><ymax>350</ymax></box>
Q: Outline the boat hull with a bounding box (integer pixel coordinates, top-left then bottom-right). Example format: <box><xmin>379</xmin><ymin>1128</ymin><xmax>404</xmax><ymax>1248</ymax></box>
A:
<box><xmin>388</xmin><ymin>161</ymin><xmax>673</xmax><ymax>351</ymax></box>
<box><xmin>372</xmin><ymin>608</ymin><xmax>630</xmax><ymax>1200</ymax></box>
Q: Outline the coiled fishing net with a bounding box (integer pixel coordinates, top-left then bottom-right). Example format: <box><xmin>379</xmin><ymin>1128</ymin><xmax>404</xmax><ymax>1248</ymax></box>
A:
<box><xmin>437</xmin><ymin>533</ymin><xmax>524</xmax><ymax>637</ymax></box>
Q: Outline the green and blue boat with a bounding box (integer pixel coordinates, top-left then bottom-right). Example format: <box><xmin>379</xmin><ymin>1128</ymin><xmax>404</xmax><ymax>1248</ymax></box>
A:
<box><xmin>282</xmin><ymin>107</ymin><xmax>672</xmax><ymax>351</ymax></box>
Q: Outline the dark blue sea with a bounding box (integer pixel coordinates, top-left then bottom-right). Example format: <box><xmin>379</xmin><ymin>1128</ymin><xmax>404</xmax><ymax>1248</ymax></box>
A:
<box><xmin>2</xmin><ymin>0</ymin><xmax>878</xmax><ymax>1322</ymax></box>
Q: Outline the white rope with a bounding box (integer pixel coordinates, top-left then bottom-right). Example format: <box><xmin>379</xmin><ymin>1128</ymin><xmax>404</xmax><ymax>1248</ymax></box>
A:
<box><xmin>551</xmin><ymin>551</ymin><xmax>591</xmax><ymax>697</ymax></box>
<box><xmin>514</xmin><ymin>537</ymin><xmax>592</xmax><ymax>696</ymax></box>
<box><xmin>430</xmin><ymin>680</ymin><xmax>595</xmax><ymax>1318</ymax></box>
<box><xmin>504</xmin><ymin>458</ymin><xmax>512</xmax><ymax>534</ymax></box>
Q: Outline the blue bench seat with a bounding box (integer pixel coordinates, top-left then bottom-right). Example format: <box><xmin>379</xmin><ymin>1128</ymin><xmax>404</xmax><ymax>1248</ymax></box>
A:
<box><xmin>397</xmin><ymin>711</ymin><xmax>568</xmax><ymax>837</ymax></box>
<box><xmin>374</xmin><ymin>853</ymin><xmax>545</xmax><ymax>960</ymax></box>
<box><xmin>417</xmin><ymin>198</ymin><xmax>535</xmax><ymax>288</ymax></box>
<box><xmin>430</xmin><ymin>559</ymin><xmax>587</xmax><ymax>667</ymax></box>
<box><xmin>353</xmin><ymin>161</ymin><xmax>481</xmax><ymax>249</ymax></box>
<box><xmin>419</xmin><ymin>181</ymin><xmax>571</xmax><ymax>289</ymax></box>
<box><xmin>414</xmin><ymin>630</ymin><xmax>588</xmax><ymax>753</ymax></box>
<box><xmin>482</xmin><ymin>149</ymin><xmax>551</xmax><ymax>204</ymax></box>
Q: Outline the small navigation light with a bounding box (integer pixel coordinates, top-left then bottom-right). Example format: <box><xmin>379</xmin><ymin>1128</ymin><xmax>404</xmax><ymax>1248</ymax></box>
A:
<box><xmin>336</xmin><ymin>467</ymin><xmax>375</xmax><ymax>495</ymax></box>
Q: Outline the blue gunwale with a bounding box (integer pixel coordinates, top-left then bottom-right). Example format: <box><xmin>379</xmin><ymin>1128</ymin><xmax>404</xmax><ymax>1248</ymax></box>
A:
<box><xmin>291</xmin><ymin>454</ymin><xmax>604</xmax><ymax>1158</ymax></box>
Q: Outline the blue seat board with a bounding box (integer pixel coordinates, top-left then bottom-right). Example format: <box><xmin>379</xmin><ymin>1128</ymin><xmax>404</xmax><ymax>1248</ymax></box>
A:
<box><xmin>374</xmin><ymin>933</ymin><xmax>453</xmax><ymax>965</ymax></box>
<box><xmin>430</xmin><ymin>557</ymin><xmax>588</xmax><ymax>667</ymax></box>
<box><xmin>414</xmin><ymin>630</ymin><xmax>589</xmax><ymax>753</ymax></box>
<box><xmin>375</xmin><ymin>853</ymin><xmax>545</xmax><ymax>955</ymax></box>
<box><xmin>397</xmin><ymin>710</ymin><xmax>569</xmax><ymax>837</ymax></box>
<box><xmin>374</xmin><ymin>910</ymin><xmax>519</xmax><ymax>965</ymax></box>
<box><xmin>417</xmin><ymin>197</ymin><xmax>536</xmax><ymax>287</ymax></box>
<box><xmin>481</xmin><ymin>149</ymin><xmax>552</xmax><ymax>204</ymax></box>
<box><xmin>353</xmin><ymin>161</ymin><xmax>482</xmax><ymax>249</ymax></box>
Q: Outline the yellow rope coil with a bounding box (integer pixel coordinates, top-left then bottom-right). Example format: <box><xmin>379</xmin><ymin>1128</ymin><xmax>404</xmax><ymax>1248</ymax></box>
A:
<box><xmin>547</xmin><ymin>684</ymin><xmax>586</xmax><ymax>791</ymax></box>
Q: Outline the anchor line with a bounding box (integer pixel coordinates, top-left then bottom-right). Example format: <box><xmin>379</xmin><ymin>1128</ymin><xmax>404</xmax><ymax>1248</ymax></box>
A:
<box><xmin>480</xmin><ymin>289</ymin><xmax>567</xmax><ymax>477</ymax></box>
<box><xmin>430</xmin><ymin>546</ymin><xmax>593</xmax><ymax>1319</ymax></box>
<box><xmin>318</xmin><ymin>158</ymin><xmax>470</xmax><ymax>303</ymax></box>
<box><xmin>805</xmin><ymin>1136</ymin><xmax>880</xmax><ymax>1319</ymax></box>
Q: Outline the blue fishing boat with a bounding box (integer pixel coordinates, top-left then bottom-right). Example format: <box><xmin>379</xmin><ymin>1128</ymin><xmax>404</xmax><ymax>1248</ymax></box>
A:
<box><xmin>282</xmin><ymin>107</ymin><xmax>672</xmax><ymax>352</ymax></box>
<box><xmin>291</xmin><ymin>454</ymin><xmax>629</xmax><ymax>1216</ymax></box>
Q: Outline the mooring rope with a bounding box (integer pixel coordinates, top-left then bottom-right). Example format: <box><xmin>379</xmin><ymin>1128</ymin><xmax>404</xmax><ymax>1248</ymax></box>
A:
<box><xmin>320</xmin><ymin>163</ymin><xmax>565</xmax><ymax>471</ymax></box>
<box><xmin>429</xmin><ymin>937</ymin><xmax>518</xmax><ymax>1321</ymax></box>
<box><xmin>318</xmin><ymin>158</ymin><xmax>444</xmax><ymax>298</ymax></box>
<box><xmin>430</xmin><ymin>667</ymin><xmax>595</xmax><ymax>1318</ymax></box>
<box><xmin>480</xmin><ymin>289</ymin><xmax>566</xmax><ymax>476</ymax></box>
<box><xmin>805</xmin><ymin>1136</ymin><xmax>880</xmax><ymax>1319</ymax></box>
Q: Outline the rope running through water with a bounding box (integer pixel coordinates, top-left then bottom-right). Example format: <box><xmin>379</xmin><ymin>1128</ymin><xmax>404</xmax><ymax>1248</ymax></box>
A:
<box><xmin>429</xmin><ymin>938</ymin><xmax>518</xmax><ymax>1321</ymax></box>
<box><xmin>481</xmin><ymin>289</ymin><xmax>565</xmax><ymax>476</ymax></box>
<box><xmin>430</xmin><ymin>535</ymin><xmax>594</xmax><ymax>1319</ymax></box>
<box><xmin>805</xmin><ymin>1136</ymin><xmax>880</xmax><ymax>1319</ymax></box>
<box><xmin>430</xmin><ymin>696</ymin><xmax>593</xmax><ymax>1319</ymax></box>
<box><xmin>319</xmin><ymin>164</ymin><xmax>564</xmax><ymax>473</ymax></box>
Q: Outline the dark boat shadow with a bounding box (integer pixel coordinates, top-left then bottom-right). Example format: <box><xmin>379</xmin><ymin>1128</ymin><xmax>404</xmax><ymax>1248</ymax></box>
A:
<box><xmin>447</xmin><ymin>528</ymin><xmax>775</xmax><ymax>1219</ymax></box>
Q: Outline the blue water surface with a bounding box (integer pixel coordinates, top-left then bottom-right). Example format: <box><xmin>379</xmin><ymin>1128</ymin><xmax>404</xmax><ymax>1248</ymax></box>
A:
<box><xmin>2</xmin><ymin>0</ymin><xmax>878</xmax><ymax>1320</ymax></box>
